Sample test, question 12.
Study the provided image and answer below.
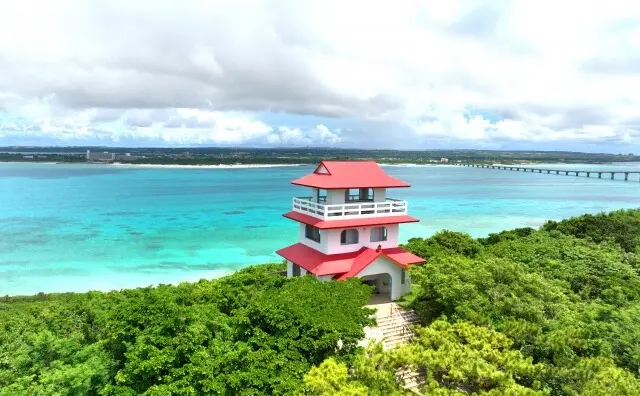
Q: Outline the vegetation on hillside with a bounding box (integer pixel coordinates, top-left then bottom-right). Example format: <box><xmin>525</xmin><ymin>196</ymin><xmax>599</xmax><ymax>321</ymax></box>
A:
<box><xmin>2</xmin><ymin>209</ymin><xmax>640</xmax><ymax>395</ymax></box>
<box><xmin>0</xmin><ymin>265</ymin><xmax>373</xmax><ymax>395</ymax></box>
<box><xmin>307</xmin><ymin>209</ymin><xmax>640</xmax><ymax>395</ymax></box>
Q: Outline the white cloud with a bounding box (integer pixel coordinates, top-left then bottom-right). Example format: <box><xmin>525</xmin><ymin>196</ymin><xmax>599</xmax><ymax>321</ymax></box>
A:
<box><xmin>267</xmin><ymin>125</ymin><xmax>341</xmax><ymax>146</ymax></box>
<box><xmin>0</xmin><ymin>0</ymin><xmax>639</xmax><ymax>148</ymax></box>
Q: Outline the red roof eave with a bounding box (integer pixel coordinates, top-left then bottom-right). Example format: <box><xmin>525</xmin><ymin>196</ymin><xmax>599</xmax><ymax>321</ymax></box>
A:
<box><xmin>291</xmin><ymin>180</ymin><xmax>411</xmax><ymax>189</ymax></box>
<box><xmin>290</xmin><ymin>160</ymin><xmax>411</xmax><ymax>189</ymax></box>
<box><xmin>333</xmin><ymin>247</ymin><xmax>425</xmax><ymax>281</ymax></box>
<box><xmin>277</xmin><ymin>243</ymin><xmax>425</xmax><ymax>279</ymax></box>
<box><xmin>276</xmin><ymin>243</ymin><xmax>359</xmax><ymax>275</ymax></box>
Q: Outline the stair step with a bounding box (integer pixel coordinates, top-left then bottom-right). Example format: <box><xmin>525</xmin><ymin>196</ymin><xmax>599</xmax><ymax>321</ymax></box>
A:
<box><xmin>397</xmin><ymin>369</ymin><xmax>423</xmax><ymax>390</ymax></box>
<box><xmin>377</xmin><ymin>311</ymin><xmax>418</xmax><ymax>319</ymax></box>
<box><xmin>384</xmin><ymin>336</ymin><xmax>412</xmax><ymax>346</ymax></box>
<box><xmin>376</xmin><ymin>315</ymin><xmax>419</xmax><ymax>323</ymax></box>
<box><xmin>377</xmin><ymin>315</ymin><xmax>418</xmax><ymax>323</ymax></box>
<box><xmin>383</xmin><ymin>328</ymin><xmax>411</xmax><ymax>336</ymax></box>
<box><xmin>383</xmin><ymin>332</ymin><xmax>411</xmax><ymax>340</ymax></box>
<box><xmin>381</xmin><ymin>323</ymin><xmax>416</xmax><ymax>331</ymax></box>
<box><xmin>377</xmin><ymin>321</ymin><xmax>418</xmax><ymax>329</ymax></box>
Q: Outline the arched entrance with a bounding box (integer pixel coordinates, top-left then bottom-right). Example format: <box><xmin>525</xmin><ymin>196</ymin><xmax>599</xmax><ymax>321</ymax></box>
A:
<box><xmin>361</xmin><ymin>273</ymin><xmax>392</xmax><ymax>305</ymax></box>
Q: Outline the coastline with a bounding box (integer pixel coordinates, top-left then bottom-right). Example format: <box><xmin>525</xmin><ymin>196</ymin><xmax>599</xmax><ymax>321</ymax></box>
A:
<box><xmin>109</xmin><ymin>163</ymin><xmax>306</xmax><ymax>169</ymax></box>
<box><xmin>1</xmin><ymin>161</ymin><xmax>454</xmax><ymax>168</ymax></box>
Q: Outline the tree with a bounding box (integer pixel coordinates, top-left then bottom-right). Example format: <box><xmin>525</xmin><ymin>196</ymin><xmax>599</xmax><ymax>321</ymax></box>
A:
<box><xmin>542</xmin><ymin>209</ymin><xmax>640</xmax><ymax>253</ymax></box>
<box><xmin>404</xmin><ymin>230</ymin><xmax>483</xmax><ymax>259</ymax></box>
<box><xmin>0</xmin><ymin>264</ymin><xmax>374</xmax><ymax>395</ymax></box>
<box><xmin>305</xmin><ymin>321</ymin><xmax>547</xmax><ymax>395</ymax></box>
<box><xmin>558</xmin><ymin>357</ymin><xmax>640</xmax><ymax>396</ymax></box>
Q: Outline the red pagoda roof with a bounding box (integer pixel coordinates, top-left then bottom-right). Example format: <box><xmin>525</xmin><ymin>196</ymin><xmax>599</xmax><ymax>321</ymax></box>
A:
<box><xmin>283</xmin><ymin>211</ymin><xmax>419</xmax><ymax>229</ymax></box>
<box><xmin>276</xmin><ymin>243</ymin><xmax>425</xmax><ymax>278</ymax></box>
<box><xmin>292</xmin><ymin>161</ymin><xmax>410</xmax><ymax>189</ymax></box>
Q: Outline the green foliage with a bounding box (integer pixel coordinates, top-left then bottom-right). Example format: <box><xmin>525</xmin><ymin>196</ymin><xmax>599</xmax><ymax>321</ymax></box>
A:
<box><xmin>398</xmin><ymin>320</ymin><xmax>546</xmax><ymax>395</ymax></box>
<box><xmin>542</xmin><ymin>209</ymin><xmax>640</xmax><ymax>252</ymax></box>
<box><xmin>402</xmin><ymin>209</ymin><xmax>640</xmax><ymax>395</ymax></box>
<box><xmin>303</xmin><ymin>358</ymin><xmax>370</xmax><ymax>396</ymax></box>
<box><xmin>404</xmin><ymin>230</ymin><xmax>483</xmax><ymax>259</ymax></box>
<box><xmin>306</xmin><ymin>321</ymin><xmax>547</xmax><ymax>395</ymax></box>
<box><xmin>558</xmin><ymin>357</ymin><xmax>640</xmax><ymax>396</ymax></box>
<box><xmin>479</xmin><ymin>227</ymin><xmax>536</xmax><ymax>245</ymax></box>
<box><xmin>0</xmin><ymin>264</ymin><xmax>373</xmax><ymax>395</ymax></box>
<box><xmin>303</xmin><ymin>343</ymin><xmax>413</xmax><ymax>396</ymax></box>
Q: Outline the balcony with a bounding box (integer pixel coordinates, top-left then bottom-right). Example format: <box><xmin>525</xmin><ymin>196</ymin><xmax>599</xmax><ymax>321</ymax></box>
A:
<box><xmin>292</xmin><ymin>197</ymin><xmax>408</xmax><ymax>220</ymax></box>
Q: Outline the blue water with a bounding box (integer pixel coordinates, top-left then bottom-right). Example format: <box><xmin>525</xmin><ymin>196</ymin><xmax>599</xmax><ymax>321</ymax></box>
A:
<box><xmin>1</xmin><ymin>162</ymin><xmax>638</xmax><ymax>296</ymax></box>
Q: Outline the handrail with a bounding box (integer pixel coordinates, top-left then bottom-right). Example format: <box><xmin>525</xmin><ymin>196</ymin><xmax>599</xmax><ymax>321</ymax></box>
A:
<box><xmin>292</xmin><ymin>197</ymin><xmax>408</xmax><ymax>220</ymax></box>
<box><xmin>391</xmin><ymin>304</ymin><xmax>414</xmax><ymax>343</ymax></box>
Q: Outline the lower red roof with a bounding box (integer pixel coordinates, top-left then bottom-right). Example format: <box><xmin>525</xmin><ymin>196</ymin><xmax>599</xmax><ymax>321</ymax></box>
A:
<box><xmin>276</xmin><ymin>243</ymin><xmax>425</xmax><ymax>279</ymax></box>
<box><xmin>283</xmin><ymin>211</ymin><xmax>419</xmax><ymax>229</ymax></box>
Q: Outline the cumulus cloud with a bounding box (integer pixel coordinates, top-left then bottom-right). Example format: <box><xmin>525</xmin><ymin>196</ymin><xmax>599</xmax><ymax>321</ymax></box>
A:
<box><xmin>0</xmin><ymin>0</ymin><xmax>639</xmax><ymax>149</ymax></box>
<box><xmin>267</xmin><ymin>125</ymin><xmax>342</xmax><ymax>146</ymax></box>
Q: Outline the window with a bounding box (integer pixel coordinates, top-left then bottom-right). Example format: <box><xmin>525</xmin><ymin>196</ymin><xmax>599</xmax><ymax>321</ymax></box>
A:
<box><xmin>401</xmin><ymin>269</ymin><xmax>406</xmax><ymax>285</ymax></box>
<box><xmin>317</xmin><ymin>189</ymin><xmax>327</xmax><ymax>203</ymax></box>
<box><xmin>370</xmin><ymin>227</ymin><xmax>388</xmax><ymax>242</ymax></box>
<box><xmin>345</xmin><ymin>188</ymin><xmax>373</xmax><ymax>202</ymax></box>
<box><xmin>340</xmin><ymin>229</ymin><xmax>359</xmax><ymax>245</ymax></box>
<box><xmin>292</xmin><ymin>263</ymin><xmax>301</xmax><ymax>277</ymax></box>
<box><xmin>305</xmin><ymin>225</ymin><xmax>321</xmax><ymax>243</ymax></box>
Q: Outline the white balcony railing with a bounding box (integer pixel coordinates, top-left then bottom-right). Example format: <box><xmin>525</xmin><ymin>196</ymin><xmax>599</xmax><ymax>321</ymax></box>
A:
<box><xmin>292</xmin><ymin>197</ymin><xmax>408</xmax><ymax>220</ymax></box>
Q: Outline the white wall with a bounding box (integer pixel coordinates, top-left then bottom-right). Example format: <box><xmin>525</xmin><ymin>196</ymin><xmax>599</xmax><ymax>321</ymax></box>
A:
<box><xmin>323</xmin><ymin>224</ymin><xmax>399</xmax><ymax>255</ymax></box>
<box><xmin>373</xmin><ymin>188</ymin><xmax>387</xmax><ymax>202</ymax></box>
<box><xmin>298</xmin><ymin>223</ymin><xmax>400</xmax><ymax>255</ymax></box>
<box><xmin>327</xmin><ymin>189</ymin><xmax>346</xmax><ymax>205</ymax></box>
<box><xmin>357</xmin><ymin>256</ymin><xmax>411</xmax><ymax>300</ymax></box>
<box><xmin>287</xmin><ymin>260</ymin><xmax>308</xmax><ymax>278</ymax></box>
<box><xmin>298</xmin><ymin>223</ymin><xmax>329</xmax><ymax>252</ymax></box>
<box><xmin>289</xmin><ymin>249</ymin><xmax>412</xmax><ymax>300</ymax></box>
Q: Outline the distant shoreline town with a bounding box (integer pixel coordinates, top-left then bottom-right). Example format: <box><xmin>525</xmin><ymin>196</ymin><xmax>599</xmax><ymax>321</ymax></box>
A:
<box><xmin>1</xmin><ymin>146</ymin><xmax>639</xmax><ymax>167</ymax></box>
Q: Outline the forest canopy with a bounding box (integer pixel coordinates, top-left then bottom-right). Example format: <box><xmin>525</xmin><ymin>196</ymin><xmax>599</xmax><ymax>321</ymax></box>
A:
<box><xmin>0</xmin><ymin>265</ymin><xmax>374</xmax><ymax>395</ymax></box>
<box><xmin>1</xmin><ymin>209</ymin><xmax>640</xmax><ymax>395</ymax></box>
<box><xmin>308</xmin><ymin>209</ymin><xmax>640</xmax><ymax>395</ymax></box>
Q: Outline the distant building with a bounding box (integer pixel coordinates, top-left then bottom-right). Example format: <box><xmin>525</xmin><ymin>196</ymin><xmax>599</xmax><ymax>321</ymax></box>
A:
<box><xmin>440</xmin><ymin>158</ymin><xmax>449</xmax><ymax>163</ymax></box>
<box><xmin>23</xmin><ymin>155</ymin><xmax>34</xmax><ymax>159</ymax></box>
<box><xmin>86</xmin><ymin>150</ymin><xmax>115</xmax><ymax>162</ymax></box>
<box><xmin>85</xmin><ymin>150</ymin><xmax>141</xmax><ymax>162</ymax></box>
<box><xmin>114</xmin><ymin>153</ymin><xmax>141</xmax><ymax>161</ymax></box>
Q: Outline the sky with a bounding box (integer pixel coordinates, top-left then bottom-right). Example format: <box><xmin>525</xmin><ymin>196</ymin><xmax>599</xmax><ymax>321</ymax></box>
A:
<box><xmin>0</xmin><ymin>0</ymin><xmax>639</xmax><ymax>152</ymax></box>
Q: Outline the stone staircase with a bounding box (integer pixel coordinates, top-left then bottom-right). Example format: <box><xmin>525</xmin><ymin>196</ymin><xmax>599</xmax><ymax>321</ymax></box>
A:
<box><xmin>396</xmin><ymin>367</ymin><xmax>424</xmax><ymax>393</ymax></box>
<box><xmin>375</xmin><ymin>307</ymin><xmax>419</xmax><ymax>350</ymax></box>
<box><xmin>363</xmin><ymin>303</ymin><xmax>424</xmax><ymax>393</ymax></box>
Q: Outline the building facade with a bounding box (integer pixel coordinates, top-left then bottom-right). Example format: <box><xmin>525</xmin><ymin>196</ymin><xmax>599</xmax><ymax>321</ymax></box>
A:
<box><xmin>276</xmin><ymin>161</ymin><xmax>425</xmax><ymax>301</ymax></box>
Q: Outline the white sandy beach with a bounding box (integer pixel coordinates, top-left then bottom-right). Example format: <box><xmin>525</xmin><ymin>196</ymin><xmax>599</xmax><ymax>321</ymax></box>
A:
<box><xmin>380</xmin><ymin>163</ymin><xmax>449</xmax><ymax>167</ymax></box>
<box><xmin>109</xmin><ymin>163</ymin><xmax>305</xmax><ymax>169</ymax></box>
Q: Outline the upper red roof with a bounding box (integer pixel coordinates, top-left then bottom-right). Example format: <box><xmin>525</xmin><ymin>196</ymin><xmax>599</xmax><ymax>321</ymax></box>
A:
<box><xmin>292</xmin><ymin>161</ymin><xmax>410</xmax><ymax>189</ymax></box>
<box><xmin>283</xmin><ymin>211</ymin><xmax>419</xmax><ymax>229</ymax></box>
<box><xmin>276</xmin><ymin>243</ymin><xmax>425</xmax><ymax>278</ymax></box>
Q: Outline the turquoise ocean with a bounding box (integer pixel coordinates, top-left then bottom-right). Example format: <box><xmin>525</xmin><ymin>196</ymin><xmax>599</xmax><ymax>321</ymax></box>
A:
<box><xmin>1</xmin><ymin>162</ymin><xmax>638</xmax><ymax>296</ymax></box>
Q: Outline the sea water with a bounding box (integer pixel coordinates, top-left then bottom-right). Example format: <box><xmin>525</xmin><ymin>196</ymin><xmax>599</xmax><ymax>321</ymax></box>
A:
<box><xmin>1</xmin><ymin>162</ymin><xmax>638</xmax><ymax>296</ymax></box>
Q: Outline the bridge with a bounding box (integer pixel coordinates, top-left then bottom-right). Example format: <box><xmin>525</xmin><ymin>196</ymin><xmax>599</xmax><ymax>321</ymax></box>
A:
<box><xmin>457</xmin><ymin>164</ymin><xmax>640</xmax><ymax>182</ymax></box>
